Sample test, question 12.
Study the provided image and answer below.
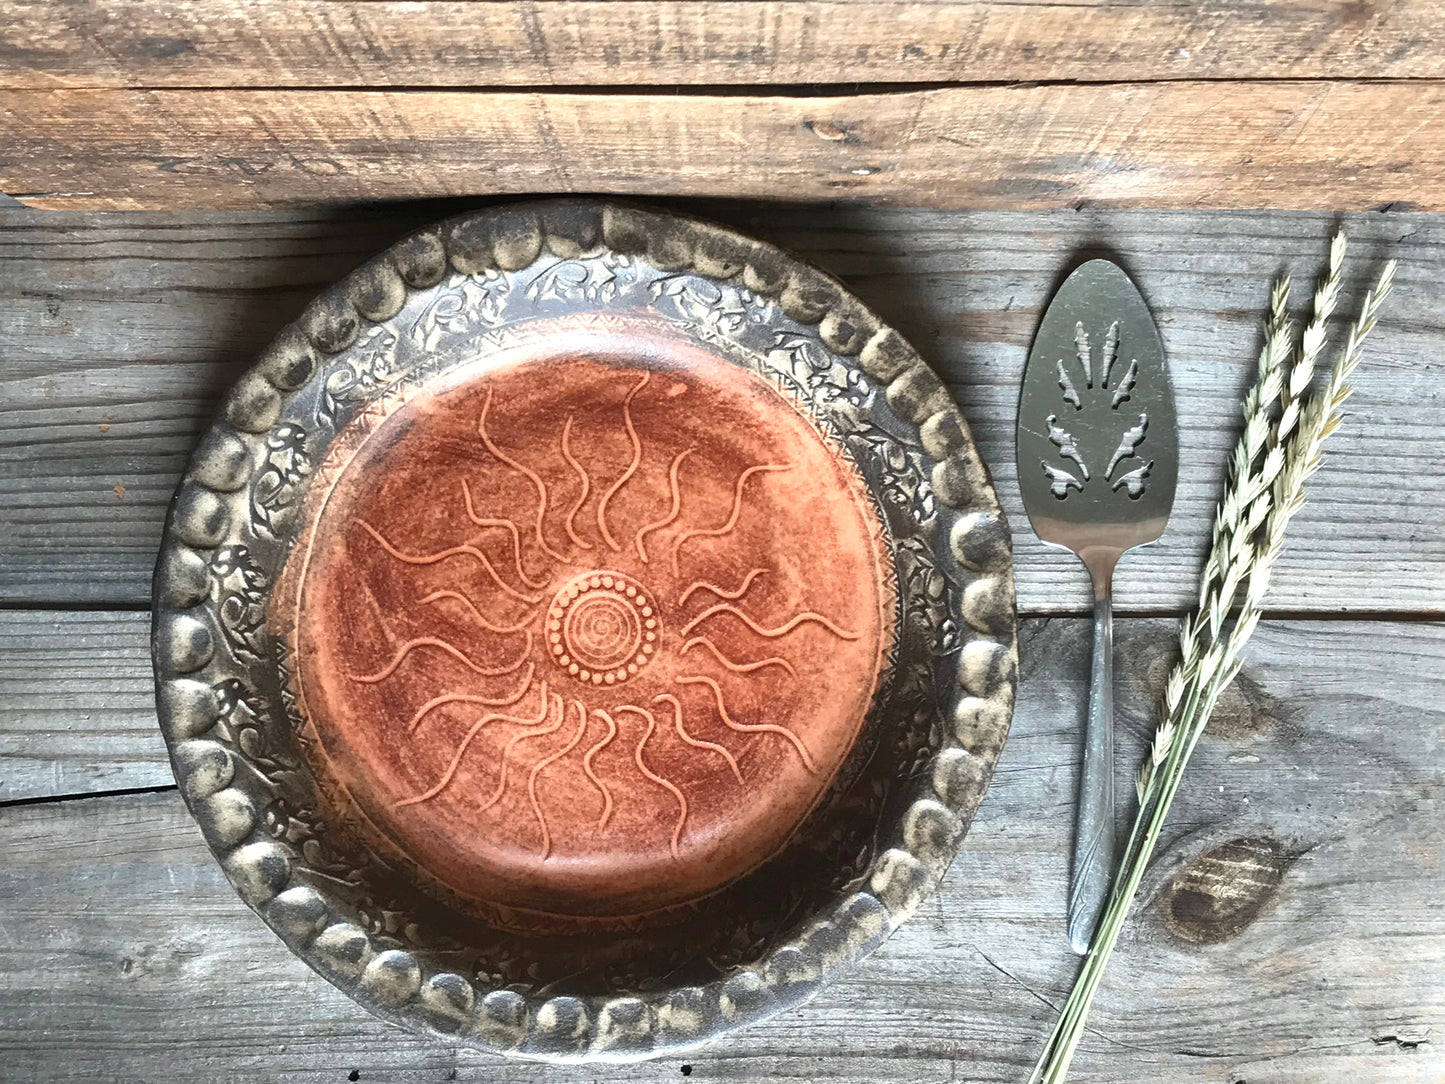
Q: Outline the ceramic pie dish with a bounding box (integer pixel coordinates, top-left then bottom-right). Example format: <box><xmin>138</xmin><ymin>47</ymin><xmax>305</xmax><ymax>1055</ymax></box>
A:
<box><xmin>150</xmin><ymin>199</ymin><xmax>1018</xmax><ymax>1061</ymax></box>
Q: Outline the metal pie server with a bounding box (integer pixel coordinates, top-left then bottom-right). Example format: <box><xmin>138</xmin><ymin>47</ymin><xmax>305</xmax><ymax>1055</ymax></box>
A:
<box><xmin>1016</xmin><ymin>259</ymin><xmax>1177</xmax><ymax>953</ymax></box>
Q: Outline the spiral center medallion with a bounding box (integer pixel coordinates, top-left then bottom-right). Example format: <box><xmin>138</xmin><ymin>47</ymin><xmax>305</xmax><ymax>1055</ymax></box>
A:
<box><xmin>548</xmin><ymin>571</ymin><xmax>658</xmax><ymax>685</ymax></box>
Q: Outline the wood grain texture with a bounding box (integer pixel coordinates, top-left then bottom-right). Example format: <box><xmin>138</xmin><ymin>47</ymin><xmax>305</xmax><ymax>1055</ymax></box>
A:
<box><xmin>4</xmin><ymin>82</ymin><xmax>1445</xmax><ymax>210</ymax></box>
<box><xmin>5</xmin><ymin>0</ymin><xmax>1445</xmax><ymax>89</ymax></box>
<box><xmin>3</xmin><ymin>206</ymin><xmax>1441</xmax><ymax>613</ymax></box>
<box><xmin>0</xmin><ymin>610</ymin><xmax>167</xmax><ymax>803</ymax></box>
<box><xmin>1</xmin><ymin>617</ymin><xmax>1440</xmax><ymax>1080</ymax></box>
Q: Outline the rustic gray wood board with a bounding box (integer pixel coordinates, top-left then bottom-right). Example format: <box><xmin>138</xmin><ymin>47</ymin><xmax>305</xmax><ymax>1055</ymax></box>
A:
<box><xmin>2</xmin><ymin>206</ymin><xmax>1440</xmax><ymax>613</ymax></box>
<box><xmin>1</xmin><ymin>617</ymin><xmax>1440</xmax><ymax>1080</ymax></box>
<box><xmin>0</xmin><ymin>610</ymin><xmax>165</xmax><ymax>802</ymax></box>
<box><xmin>7</xmin><ymin>0</ymin><xmax>1445</xmax><ymax>88</ymax></box>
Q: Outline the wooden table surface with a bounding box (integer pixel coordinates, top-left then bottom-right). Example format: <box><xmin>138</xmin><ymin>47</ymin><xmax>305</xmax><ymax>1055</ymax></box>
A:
<box><xmin>7</xmin><ymin>0</ymin><xmax>1445</xmax><ymax>212</ymax></box>
<box><xmin>1</xmin><ymin>202</ymin><xmax>1442</xmax><ymax>1082</ymax></box>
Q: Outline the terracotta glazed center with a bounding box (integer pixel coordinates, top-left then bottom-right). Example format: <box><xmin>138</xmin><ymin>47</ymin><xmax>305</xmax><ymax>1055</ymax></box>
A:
<box><xmin>280</xmin><ymin>324</ymin><xmax>895</xmax><ymax>925</ymax></box>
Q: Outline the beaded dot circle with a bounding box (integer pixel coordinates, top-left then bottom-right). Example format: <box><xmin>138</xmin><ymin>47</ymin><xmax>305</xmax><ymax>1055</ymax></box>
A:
<box><xmin>547</xmin><ymin>571</ymin><xmax>658</xmax><ymax>685</ymax></box>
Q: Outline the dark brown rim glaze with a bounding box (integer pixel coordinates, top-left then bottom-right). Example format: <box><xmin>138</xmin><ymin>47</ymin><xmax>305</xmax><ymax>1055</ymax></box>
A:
<box><xmin>150</xmin><ymin>199</ymin><xmax>1018</xmax><ymax>1063</ymax></box>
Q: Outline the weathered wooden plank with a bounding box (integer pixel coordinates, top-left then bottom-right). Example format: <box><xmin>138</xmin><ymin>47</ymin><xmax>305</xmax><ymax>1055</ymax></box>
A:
<box><xmin>4</xmin><ymin>82</ymin><xmax>1445</xmax><ymax>211</ymax></box>
<box><xmin>3</xmin><ymin>206</ymin><xmax>1441</xmax><ymax>612</ymax></box>
<box><xmin>1</xmin><ymin>617</ymin><xmax>1440</xmax><ymax>1080</ymax></box>
<box><xmin>0</xmin><ymin>210</ymin><xmax>429</xmax><ymax>605</ymax></box>
<box><xmin>0</xmin><ymin>610</ymin><xmax>167</xmax><ymax>803</ymax></box>
<box><xmin>5</xmin><ymin>0</ymin><xmax>1445</xmax><ymax>90</ymax></box>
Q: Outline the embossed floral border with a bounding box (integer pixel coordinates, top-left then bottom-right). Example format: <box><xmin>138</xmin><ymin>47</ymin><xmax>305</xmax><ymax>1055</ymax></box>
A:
<box><xmin>150</xmin><ymin>199</ymin><xmax>1019</xmax><ymax>1062</ymax></box>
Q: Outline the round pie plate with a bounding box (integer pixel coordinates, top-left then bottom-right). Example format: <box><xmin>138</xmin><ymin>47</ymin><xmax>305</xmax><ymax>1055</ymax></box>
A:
<box><xmin>150</xmin><ymin>199</ymin><xmax>1018</xmax><ymax>1063</ymax></box>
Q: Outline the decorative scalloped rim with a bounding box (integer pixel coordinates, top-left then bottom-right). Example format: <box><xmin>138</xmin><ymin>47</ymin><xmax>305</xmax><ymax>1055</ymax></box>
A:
<box><xmin>151</xmin><ymin>199</ymin><xmax>1019</xmax><ymax>1063</ymax></box>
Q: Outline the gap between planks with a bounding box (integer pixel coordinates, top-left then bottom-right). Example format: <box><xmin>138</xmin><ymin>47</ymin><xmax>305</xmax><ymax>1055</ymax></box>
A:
<box><xmin>2</xmin><ymin>601</ymin><xmax>1441</xmax><ymax>623</ymax></box>
<box><xmin>3</xmin><ymin>78</ymin><xmax>1438</xmax><ymax>96</ymax></box>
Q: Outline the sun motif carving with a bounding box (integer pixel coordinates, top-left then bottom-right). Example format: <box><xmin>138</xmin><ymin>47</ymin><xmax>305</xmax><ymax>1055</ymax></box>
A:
<box><xmin>287</xmin><ymin>334</ymin><xmax>893</xmax><ymax>919</ymax></box>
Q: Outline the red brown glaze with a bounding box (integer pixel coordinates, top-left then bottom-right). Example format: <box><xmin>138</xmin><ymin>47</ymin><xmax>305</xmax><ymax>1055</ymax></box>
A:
<box><xmin>276</xmin><ymin>320</ymin><xmax>895</xmax><ymax>926</ymax></box>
